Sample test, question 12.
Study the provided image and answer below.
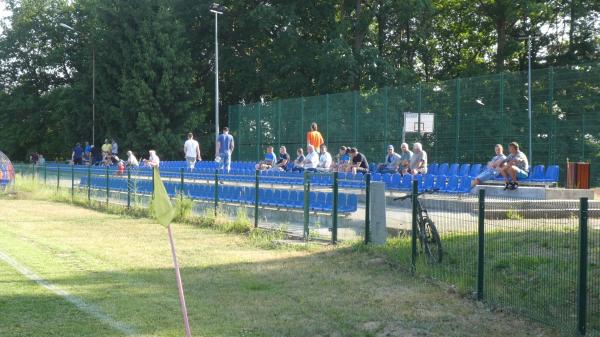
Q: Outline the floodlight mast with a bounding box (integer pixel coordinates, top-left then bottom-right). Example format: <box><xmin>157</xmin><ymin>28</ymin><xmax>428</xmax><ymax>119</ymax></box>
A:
<box><xmin>210</xmin><ymin>5</ymin><xmax>223</xmax><ymax>157</ymax></box>
<box><xmin>60</xmin><ymin>23</ymin><xmax>96</xmax><ymax>146</ymax></box>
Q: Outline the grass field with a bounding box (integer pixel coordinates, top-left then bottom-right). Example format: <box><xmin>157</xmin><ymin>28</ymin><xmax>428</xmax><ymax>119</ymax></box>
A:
<box><xmin>0</xmin><ymin>196</ymin><xmax>564</xmax><ymax>337</ymax></box>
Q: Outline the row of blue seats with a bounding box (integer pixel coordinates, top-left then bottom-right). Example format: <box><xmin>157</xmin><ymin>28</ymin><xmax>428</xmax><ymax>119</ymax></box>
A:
<box><xmin>81</xmin><ymin>177</ymin><xmax>358</xmax><ymax>212</ymax></box>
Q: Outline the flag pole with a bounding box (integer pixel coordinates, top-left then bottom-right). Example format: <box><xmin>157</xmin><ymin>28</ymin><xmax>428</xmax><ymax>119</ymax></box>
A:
<box><xmin>167</xmin><ymin>224</ymin><xmax>192</xmax><ymax>337</ymax></box>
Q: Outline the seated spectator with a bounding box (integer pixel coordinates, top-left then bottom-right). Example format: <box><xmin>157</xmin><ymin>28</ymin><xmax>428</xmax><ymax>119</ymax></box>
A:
<box><xmin>471</xmin><ymin>144</ymin><xmax>506</xmax><ymax>187</ymax></box>
<box><xmin>333</xmin><ymin>146</ymin><xmax>350</xmax><ymax>172</ymax></box>
<box><xmin>408</xmin><ymin>142</ymin><xmax>428</xmax><ymax>175</ymax></box>
<box><xmin>296</xmin><ymin>145</ymin><xmax>319</xmax><ymax>172</ymax></box>
<box><xmin>398</xmin><ymin>143</ymin><xmax>413</xmax><ymax>174</ymax></box>
<box><xmin>271</xmin><ymin>146</ymin><xmax>290</xmax><ymax>171</ymax></box>
<box><xmin>147</xmin><ymin>150</ymin><xmax>160</xmax><ymax>168</ymax></box>
<box><xmin>72</xmin><ymin>143</ymin><xmax>84</xmax><ymax>165</ymax></box>
<box><xmin>377</xmin><ymin>145</ymin><xmax>402</xmax><ymax>174</ymax></box>
<box><xmin>126</xmin><ymin>151</ymin><xmax>139</xmax><ymax>167</ymax></box>
<box><xmin>91</xmin><ymin>145</ymin><xmax>103</xmax><ymax>165</ymax></box>
<box><xmin>292</xmin><ymin>148</ymin><xmax>305</xmax><ymax>172</ymax></box>
<box><xmin>349</xmin><ymin>148</ymin><xmax>369</xmax><ymax>174</ymax></box>
<box><xmin>255</xmin><ymin>146</ymin><xmax>277</xmax><ymax>170</ymax></box>
<box><xmin>111</xmin><ymin>138</ymin><xmax>119</xmax><ymax>156</ymax></box>
<box><xmin>37</xmin><ymin>154</ymin><xmax>45</xmax><ymax>165</ymax></box>
<box><xmin>316</xmin><ymin>144</ymin><xmax>332</xmax><ymax>172</ymax></box>
<box><xmin>30</xmin><ymin>152</ymin><xmax>39</xmax><ymax>165</ymax></box>
<box><xmin>500</xmin><ymin>142</ymin><xmax>529</xmax><ymax>190</ymax></box>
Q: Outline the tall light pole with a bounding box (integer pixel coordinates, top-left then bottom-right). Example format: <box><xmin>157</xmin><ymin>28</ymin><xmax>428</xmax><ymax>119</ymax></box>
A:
<box><xmin>60</xmin><ymin>23</ymin><xmax>96</xmax><ymax>145</ymax></box>
<box><xmin>210</xmin><ymin>5</ymin><xmax>223</xmax><ymax>157</ymax></box>
<box><xmin>518</xmin><ymin>34</ymin><xmax>537</xmax><ymax>164</ymax></box>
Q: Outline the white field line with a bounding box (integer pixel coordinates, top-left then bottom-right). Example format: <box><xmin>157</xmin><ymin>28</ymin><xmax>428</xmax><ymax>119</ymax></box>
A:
<box><xmin>0</xmin><ymin>251</ymin><xmax>137</xmax><ymax>336</ymax></box>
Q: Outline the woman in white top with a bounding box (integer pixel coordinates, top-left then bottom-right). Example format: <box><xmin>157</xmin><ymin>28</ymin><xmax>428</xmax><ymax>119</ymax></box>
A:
<box><xmin>147</xmin><ymin>150</ymin><xmax>160</xmax><ymax>168</ymax></box>
<box><xmin>126</xmin><ymin>151</ymin><xmax>139</xmax><ymax>167</ymax></box>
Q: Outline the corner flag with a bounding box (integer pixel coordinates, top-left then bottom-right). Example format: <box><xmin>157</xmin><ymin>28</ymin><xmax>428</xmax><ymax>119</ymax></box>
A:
<box><xmin>151</xmin><ymin>168</ymin><xmax>175</xmax><ymax>226</ymax></box>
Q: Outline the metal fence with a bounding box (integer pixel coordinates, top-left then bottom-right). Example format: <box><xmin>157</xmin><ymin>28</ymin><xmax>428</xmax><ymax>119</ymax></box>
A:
<box><xmin>229</xmin><ymin>63</ymin><xmax>600</xmax><ymax>186</ymax></box>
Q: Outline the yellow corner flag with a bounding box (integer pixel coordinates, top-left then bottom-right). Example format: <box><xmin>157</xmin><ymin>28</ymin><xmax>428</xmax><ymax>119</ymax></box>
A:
<box><xmin>151</xmin><ymin>168</ymin><xmax>175</xmax><ymax>227</ymax></box>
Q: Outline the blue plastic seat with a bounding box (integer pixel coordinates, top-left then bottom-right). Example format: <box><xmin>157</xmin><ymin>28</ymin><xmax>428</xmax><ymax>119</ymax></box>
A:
<box><xmin>527</xmin><ymin>165</ymin><xmax>545</xmax><ymax>181</ymax></box>
<box><xmin>457</xmin><ymin>176</ymin><xmax>472</xmax><ymax>193</ymax></box>
<box><xmin>344</xmin><ymin>194</ymin><xmax>358</xmax><ymax>212</ymax></box>
<box><xmin>383</xmin><ymin>173</ymin><xmax>393</xmax><ymax>188</ymax></box>
<box><xmin>448</xmin><ymin>163</ymin><xmax>460</xmax><ymax>176</ymax></box>
<box><xmin>428</xmin><ymin>163</ymin><xmax>439</xmax><ymax>176</ymax></box>
<box><xmin>441</xmin><ymin>176</ymin><xmax>459</xmax><ymax>193</ymax></box>
<box><xmin>458</xmin><ymin>164</ymin><xmax>471</xmax><ymax>177</ymax></box>
<box><xmin>437</xmin><ymin>163</ymin><xmax>449</xmax><ymax>176</ymax></box>
<box><xmin>390</xmin><ymin>174</ymin><xmax>402</xmax><ymax>190</ymax></box>
<box><xmin>433</xmin><ymin>175</ymin><xmax>446</xmax><ymax>190</ymax></box>
<box><xmin>541</xmin><ymin>165</ymin><xmax>559</xmax><ymax>182</ymax></box>
<box><xmin>398</xmin><ymin>174</ymin><xmax>412</xmax><ymax>190</ymax></box>
<box><xmin>371</xmin><ymin>173</ymin><xmax>382</xmax><ymax>182</ymax></box>
<box><xmin>276</xmin><ymin>190</ymin><xmax>290</xmax><ymax>207</ymax></box>
<box><xmin>469</xmin><ymin>164</ymin><xmax>482</xmax><ymax>177</ymax></box>
<box><xmin>423</xmin><ymin>174</ymin><xmax>435</xmax><ymax>190</ymax></box>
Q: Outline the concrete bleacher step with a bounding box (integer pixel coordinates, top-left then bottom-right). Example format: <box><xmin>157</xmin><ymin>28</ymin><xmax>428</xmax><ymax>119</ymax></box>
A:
<box><xmin>473</xmin><ymin>185</ymin><xmax>594</xmax><ymax>200</ymax></box>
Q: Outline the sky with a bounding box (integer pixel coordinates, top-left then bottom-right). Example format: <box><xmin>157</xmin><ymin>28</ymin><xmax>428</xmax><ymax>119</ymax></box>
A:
<box><xmin>0</xmin><ymin>1</ymin><xmax>9</xmax><ymax>34</ymax></box>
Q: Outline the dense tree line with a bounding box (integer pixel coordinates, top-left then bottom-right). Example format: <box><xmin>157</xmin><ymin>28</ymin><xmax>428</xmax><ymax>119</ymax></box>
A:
<box><xmin>0</xmin><ymin>0</ymin><xmax>598</xmax><ymax>161</ymax></box>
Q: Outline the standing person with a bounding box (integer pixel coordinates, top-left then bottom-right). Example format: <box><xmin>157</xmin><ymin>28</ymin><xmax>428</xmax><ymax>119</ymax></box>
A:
<box><xmin>216</xmin><ymin>127</ymin><xmax>234</xmax><ymax>172</ymax></box>
<box><xmin>111</xmin><ymin>139</ymin><xmax>119</xmax><ymax>157</ymax></box>
<box><xmin>83</xmin><ymin>141</ymin><xmax>92</xmax><ymax>165</ymax></box>
<box><xmin>349</xmin><ymin>148</ymin><xmax>369</xmax><ymax>174</ymax></box>
<box><xmin>471</xmin><ymin>144</ymin><xmax>506</xmax><ymax>187</ymax></box>
<box><xmin>183</xmin><ymin>132</ymin><xmax>202</xmax><ymax>171</ymax></box>
<box><xmin>72</xmin><ymin>143</ymin><xmax>84</xmax><ymax>165</ymax></box>
<box><xmin>101</xmin><ymin>139</ymin><xmax>112</xmax><ymax>163</ymax></box>
<box><xmin>500</xmin><ymin>142</ymin><xmax>529</xmax><ymax>190</ymax></box>
<box><xmin>306</xmin><ymin>122</ymin><xmax>324</xmax><ymax>150</ymax></box>
<box><xmin>91</xmin><ymin>145</ymin><xmax>102</xmax><ymax>165</ymax></box>
<box><xmin>408</xmin><ymin>142</ymin><xmax>428</xmax><ymax>175</ymax></box>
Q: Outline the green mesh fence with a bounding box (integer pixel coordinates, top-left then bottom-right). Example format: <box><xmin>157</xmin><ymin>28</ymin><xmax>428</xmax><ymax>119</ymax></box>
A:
<box><xmin>229</xmin><ymin>63</ymin><xmax>600</xmax><ymax>186</ymax></box>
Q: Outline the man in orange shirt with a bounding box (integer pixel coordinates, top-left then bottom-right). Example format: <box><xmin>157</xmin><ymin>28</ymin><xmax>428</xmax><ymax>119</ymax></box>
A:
<box><xmin>306</xmin><ymin>122</ymin><xmax>324</xmax><ymax>149</ymax></box>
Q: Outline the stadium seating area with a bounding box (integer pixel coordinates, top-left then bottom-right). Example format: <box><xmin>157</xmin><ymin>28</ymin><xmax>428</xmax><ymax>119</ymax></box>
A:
<box><xmin>81</xmin><ymin>176</ymin><xmax>358</xmax><ymax>213</ymax></box>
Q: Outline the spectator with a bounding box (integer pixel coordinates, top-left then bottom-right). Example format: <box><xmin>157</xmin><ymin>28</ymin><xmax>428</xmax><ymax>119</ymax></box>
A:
<box><xmin>500</xmin><ymin>142</ymin><xmax>529</xmax><ymax>190</ymax></box>
<box><xmin>255</xmin><ymin>146</ymin><xmax>277</xmax><ymax>170</ymax></box>
<box><xmin>83</xmin><ymin>142</ymin><xmax>92</xmax><ymax>165</ymax></box>
<box><xmin>302</xmin><ymin>145</ymin><xmax>320</xmax><ymax>172</ymax></box>
<box><xmin>377</xmin><ymin>145</ymin><xmax>402</xmax><ymax>174</ymax></box>
<box><xmin>334</xmin><ymin>146</ymin><xmax>350</xmax><ymax>172</ymax></box>
<box><xmin>216</xmin><ymin>127</ymin><xmax>234</xmax><ymax>172</ymax></box>
<box><xmin>349</xmin><ymin>148</ymin><xmax>369</xmax><ymax>174</ymax></box>
<box><xmin>306</xmin><ymin>122</ymin><xmax>324</xmax><ymax>150</ymax></box>
<box><xmin>183</xmin><ymin>132</ymin><xmax>201</xmax><ymax>171</ymax></box>
<box><xmin>409</xmin><ymin>142</ymin><xmax>428</xmax><ymax>175</ymax></box>
<box><xmin>398</xmin><ymin>143</ymin><xmax>413</xmax><ymax>174</ymax></box>
<box><xmin>471</xmin><ymin>144</ymin><xmax>506</xmax><ymax>187</ymax></box>
<box><xmin>37</xmin><ymin>154</ymin><xmax>45</xmax><ymax>165</ymax></box>
<box><xmin>111</xmin><ymin>139</ymin><xmax>119</xmax><ymax>156</ymax></box>
<box><xmin>126</xmin><ymin>151</ymin><xmax>139</xmax><ymax>167</ymax></box>
<box><xmin>91</xmin><ymin>145</ymin><xmax>102</xmax><ymax>165</ymax></box>
<box><xmin>271</xmin><ymin>146</ymin><xmax>290</xmax><ymax>171</ymax></box>
<box><xmin>292</xmin><ymin>148</ymin><xmax>305</xmax><ymax>172</ymax></box>
<box><xmin>30</xmin><ymin>152</ymin><xmax>39</xmax><ymax>165</ymax></box>
<box><xmin>101</xmin><ymin>139</ymin><xmax>112</xmax><ymax>162</ymax></box>
<box><xmin>72</xmin><ymin>143</ymin><xmax>84</xmax><ymax>165</ymax></box>
<box><xmin>316</xmin><ymin>144</ymin><xmax>332</xmax><ymax>172</ymax></box>
<box><xmin>147</xmin><ymin>150</ymin><xmax>160</xmax><ymax>168</ymax></box>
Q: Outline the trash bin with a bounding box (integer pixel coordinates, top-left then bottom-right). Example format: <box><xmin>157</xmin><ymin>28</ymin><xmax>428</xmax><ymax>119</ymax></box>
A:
<box><xmin>566</xmin><ymin>161</ymin><xmax>590</xmax><ymax>189</ymax></box>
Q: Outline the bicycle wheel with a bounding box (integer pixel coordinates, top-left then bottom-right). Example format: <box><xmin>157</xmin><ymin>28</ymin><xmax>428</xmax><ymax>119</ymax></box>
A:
<box><xmin>422</xmin><ymin>219</ymin><xmax>443</xmax><ymax>263</ymax></box>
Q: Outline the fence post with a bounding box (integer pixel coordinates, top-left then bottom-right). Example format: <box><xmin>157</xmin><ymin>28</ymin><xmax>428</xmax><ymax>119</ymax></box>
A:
<box><xmin>180</xmin><ymin>168</ymin><xmax>184</xmax><ymax>201</ymax></box>
<box><xmin>364</xmin><ymin>173</ymin><xmax>372</xmax><ymax>244</ymax></box>
<box><xmin>477</xmin><ymin>189</ymin><xmax>486</xmax><ymax>301</ymax></box>
<box><xmin>303</xmin><ymin>170</ymin><xmax>310</xmax><ymax>240</ymax></box>
<box><xmin>57</xmin><ymin>165</ymin><xmax>60</xmax><ymax>191</ymax></box>
<box><xmin>331</xmin><ymin>172</ymin><xmax>338</xmax><ymax>245</ymax></box>
<box><xmin>254</xmin><ymin>170</ymin><xmax>259</xmax><ymax>228</ymax></box>
<box><xmin>32</xmin><ymin>163</ymin><xmax>36</xmax><ymax>181</ymax></box>
<box><xmin>105</xmin><ymin>166</ymin><xmax>109</xmax><ymax>207</ymax></box>
<box><xmin>87</xmin><ymin>165</ymin><xmax>91</xmax><ymax>202</ymax></box>
<box><xmin>577</xmin><ymin>197</ymin><xmax>589</xmax><ymax>336</ymax></box>
<box><xmin>127</xmin><ymin>166</ymin><xmax>131</xmax><ymax>209</ymax></box>
<box><xmin>214</xmin><ymin>169</ymin><xmax>219</xmax><ymax>216</ymax></box>
<box><xmin>71</xmin><ymin>165</ymin><xmax>75</xmax><ymax>201</ymax></box>
<box><xmin>411</xmin><ymin>179</ymin><xmax>418</xmax><ymax>274</ymax></box>
<box><xmin>151</xmin><ymin>167</ymin><xmax>155</xmax><ymax>199</ymax></box>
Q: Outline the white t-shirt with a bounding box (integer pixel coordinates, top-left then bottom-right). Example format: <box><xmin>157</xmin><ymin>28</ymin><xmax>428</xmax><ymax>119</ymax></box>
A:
<box><xmin>304</xmin><ymin>151</ymin><xmax>319</xmax><ymax>169</ymax></box>
<box><xmin>318</xmin><ymin>152</ymin><xmax>332</xmax><ymax>169</ymax></box>
<box><xmin>184</xmin><ymin>139</ymin><xmax>200</xmax><ymax>158</ymax></box>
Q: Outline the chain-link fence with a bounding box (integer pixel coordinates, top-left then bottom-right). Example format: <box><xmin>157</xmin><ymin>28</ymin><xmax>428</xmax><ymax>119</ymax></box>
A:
<box><xmin>229</xmin><ymin>63</ymin><xmax>600</xmax><ymax>186</ymax></box>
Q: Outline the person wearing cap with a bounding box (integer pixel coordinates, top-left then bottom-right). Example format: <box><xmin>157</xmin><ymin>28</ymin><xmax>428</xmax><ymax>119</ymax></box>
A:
<box><xmin>500</xmin><ymin>142</ymin><xmax>529</xmax><ymax>190</ymax></box>
<box><xmin>377</xmin><ymin>145</ymin><xmax>402</xmax><ymax>174</ymax></box>
<box><xmin>349</xmin><ymin>148</ymin><xmax>369</xmax><ymax>174</ymax></box>
<box><xmin>408</xmin><ymin>142</ymin><xmax>428</xmax><ymax>175</ymax></box>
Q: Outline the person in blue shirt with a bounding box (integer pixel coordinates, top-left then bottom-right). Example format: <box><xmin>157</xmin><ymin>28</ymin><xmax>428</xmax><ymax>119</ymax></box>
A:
<box><xmin>83</xmin><ymin>141</ymin><xmax>92</xmax><ymax>165</ymax></box>
<box><xmin>71</xmin><ymin>143</ymin><xmax>84</xmax><ymax>165</ymax></box>
<box><xmin>255</xmin><ymin>146</ymin><xmax>277</xmax><ymax>170</ymax></box>
<box><xmin>216</xmin><ymin>127</ymin><xmax>235</xmax><ymax>172</ymax></box>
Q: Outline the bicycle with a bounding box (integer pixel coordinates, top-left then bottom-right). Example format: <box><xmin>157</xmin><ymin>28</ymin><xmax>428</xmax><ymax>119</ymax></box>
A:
<box><xmin>394</xmin><ymin>190</ymin><xmax>443</xmax><ymax>263</ymax></box>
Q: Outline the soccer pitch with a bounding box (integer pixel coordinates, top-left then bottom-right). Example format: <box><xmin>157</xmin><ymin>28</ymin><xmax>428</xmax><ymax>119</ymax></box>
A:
<box><xmin>0</xmin><ymin>199</ymin><xmax>560</xmax><ymax>337</ymax></box>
